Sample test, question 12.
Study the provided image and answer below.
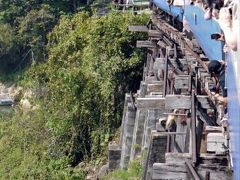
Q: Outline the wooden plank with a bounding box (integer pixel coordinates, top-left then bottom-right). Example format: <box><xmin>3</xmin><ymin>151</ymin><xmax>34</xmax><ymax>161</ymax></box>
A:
<box><xmin>152</xmin><ymin>163</ymin><xmax>188</xmax><ymax>180</ymax></box>
<box><xmin>145</xmin><ymin>76</ymin><xmax>157</xmax><ymax>82</ymax></box>
<box><xmin>153</xmin><ymin>58</ymin><xmax>165</xmax><ymax>71</ymax></box>
<box><xmin>144</xmin><ymin>81</ymin><xmax>164</xmax><ymax>85</ymax></box>
<box><xmin>151</xmin><ymin>131</ymin><xmax>187</xmax><ymax>135</ymax></box>
<box><xmin>179</xmin><ymin>59</ymin><xmax>189</xmax><ymax>72</ymax></box>
<box><xmin>136</xmin><ymin>97</ymin><xmax>165</xmax><ymax>109</ymax></box>
<box><xmin>145</xmin><ymin>95</ymin><xmax>162</xmax><ymax>98</ymax></box>
<box><xmin>205</xmin><ymin>126</ymin><xmax>222</xmax><ymax>134</ymax></box>
<box><xmin>151</xmin><ymin>16</ymin><xmax>208</xmax><ymax>71</ymax></box>
<box><xmin>207</xmin><ymin>133</ymin><xmax>226</xmax><ymax>153</ymax></box>
<box><xmin>163</xmin><ymin>58</ymin><xmax>168</xmax><ymax>97</ymax></box>
<box><xmin>191</xmin><ymin>91</ymin><xmax>197</xmax><ymax>164</ymax></box>
<box><xmin>147</xmin><ymin>83</ymin><xmax>163</xmax><ymax>93</ymax></box>
<box><xmin>174</xmin><ymin>118</ymin><xmax>189</xmax><ymax>153</ymax></box>
<box><xmin>198</xmin><ymin>168</ymin><xmax>230</xmax><ymax>180</ymax></box>
<box><xmin>165</xmin><ymin>95</ymin><xmax>191</xmax><ymax>109</ymax></box>
<box><xmin>148</xmin><ymin>30</ymin><xmax>162</xmax><ymax>37</ymax></box>
<box><xmin>149</xmin><ymin>92</ymin><xmax>162</xmax><ymax>96</ymax></box>
<box><xmin>175</xmin><ymin>75</ymin><xmax>190</xmax><ymax>90</ymax></box>
<box><xmin>157</xmin><ymin>40</ymin><xmax>168</xmax><ymax>48</ymax></box>
<box><xmin>169</xmin><ymin>58</ymin><xmax>178</xmax><ymax>68</ymax></box>
<box><xmin>165</xmin><ymin>153</ymin><xmax>191</xmax><ymax>163</ymax></box>
<box><xmin>197</xmin><ymin>107</ymin><xmax>218</xmax><ymax>126</ymax></box>
<box><xmin>136</xmin><ymin>40</ymin><xmax>156</xmax><ymax>48</ymax></box>
<box><xmin>199</xmin><ymin>154</ymin><xmax>228</xmax><ymax>166</ymax></box>
<box><xmin>128</xmin><ymin>25</ymin><xmax>148</xmax><ymax>32</ymax></box>
<box><xmin>196</xmin><ymin>118</ymin><xmax>204</xmax><ymax>155</ymax></box>
<box><xmin>163</xmin><ymin>36</ymin><xmax>173</xmax><ymax>47</ymax></box>
<box><xmin>197</xmin><ymin>95</ymin><xmax>212</xmax><ymax>109</ymax></box>
<box><xmin>185</xmin><ymin>160</ymin><xmax>201</xmax><ymax>180</ymax></box>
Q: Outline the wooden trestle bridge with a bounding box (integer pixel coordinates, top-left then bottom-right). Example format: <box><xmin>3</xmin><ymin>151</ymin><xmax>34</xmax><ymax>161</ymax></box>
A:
<box><xmin>106</xmin><ymin>10</ymin><xmax>232</xmax><ymax>180</ymax></box>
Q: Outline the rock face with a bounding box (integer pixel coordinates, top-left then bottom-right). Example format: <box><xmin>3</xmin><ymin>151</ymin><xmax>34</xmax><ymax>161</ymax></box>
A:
<box><xmin>0</xmin><ymin>83</ymin><xmax>15</xmax><ymax>106</ymax></box>
<box><xmin>0</xmin><ymin>83</ymin><xmax>36</xmax><ymax>113</ymax></box>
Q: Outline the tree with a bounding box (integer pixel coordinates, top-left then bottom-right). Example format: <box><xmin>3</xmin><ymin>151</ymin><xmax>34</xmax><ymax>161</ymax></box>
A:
<box><xmin>18</xmin><ymin>5</ymin><xmax>55</xmax><ymax>61</ymax></box>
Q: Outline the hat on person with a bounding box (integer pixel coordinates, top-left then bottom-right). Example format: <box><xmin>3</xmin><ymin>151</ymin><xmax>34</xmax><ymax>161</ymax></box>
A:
<box><xmin>208</xmin><ymin>60</ymin><xmax>224</xmax><ymax>75</ymax></box>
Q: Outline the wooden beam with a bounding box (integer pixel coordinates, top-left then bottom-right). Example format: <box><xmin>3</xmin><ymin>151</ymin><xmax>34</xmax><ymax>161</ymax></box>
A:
<box><xmin>196</xmin><ymin>117</ymin><xmax>204</xmax><ymax>155</ymax></box>
<box><xmin>199</xmin><ymin>154</ymin><xmax>228</xmax><ymax>166</ymax></box>
<box><xmin>147</xmin><ymin>83</ymin><xmax>163</xmax><ymax>93</ymax></box>
<box><xmin>196</xmin><ymin>95</ymin><xmax>213</xmax><ymax>109</ymax></box>
<box><xmin>151</xmin><ymin>15</ymin><xmax>208</xmax><ymax>71</ymax></box>
<box><xmin>153</xmin><ymin>58</ymin><xmax>165</xmax><ymax>72</ymax></box>
<box><xmin>185</xmin><ymin>160</ymin><xmax>201</xmax><ymax>180</ymax></box>
<box><xmin>128</xmin><ymin>25</ymin><xmax>148</xmax><ymax>32</ymax></box>
<box><xmin>163</xmin><ymin>35</ymin><xmax>173</xmax><ymax>47</ymax></box>
<box><xmin>148</xmin><ymin>30</ymin><xmax>162</xmax><ymax>37</ymax></box>
<box><xmin>137</xmin><ymin>40</ymin><xmax>156</xmax><ymax>48</ymax></box>
<box><xmin>165</xmin><ymin>153</ymin><xmax>191</xmax><ymax>163</ymax></box>
<box><xmin>136</xmin><ymin>97</ymin><xmax>165</xmax><ymax>109</ymax></box>
<box><xmin>165</xmin><ymin>95</ymin><xmax>191</xmax><ymax>109</ymax></box>
<box><xmin>169</xmin><ymin>58</ymin><xmax>178</xmax><ymax>68</ymax></box>
<box><xmin>205</xmin><ymin>171</ymin><xmax>210</xmax><ymax>180</ymax></box>
<box><xmin>191</xmin><ymin>91</ymin><xmax>197</xmax><ymax>164</ymax></box>
<box><xmin>157</xmin><ymin>40</ymin><xmax>168</xmax><ymax>48</ymax></box>
<box><xmin>163</xmin><ymin>59</ymin><xmax>168</xmax><ymax>97</ymax></box>
<box><xmin>152</xmin><ymin>131</ymin><xmax>187</xmax><ymax>135</ymax></box>
<box><xmin>205</xmin><ymin>126</ymin><xmax>222</xmax><ymax>134</ymax></box>
<box><xmin>197</xmin><ymin>107</ymin><xmax>218</xmax><ymax>126</ymax></box>
<box><xmin>130</xmin><ymin>91</ymin><xmax>136</xmax><ymax>110</ymax></box>
<box><xmin>152</xmin><ymin>163</ymin><xmax>188</xmax><ymax>180</ymax></box>
<box><xmin>174</xmin><ymin>75</ymin><xmax>190</xmax><ymax>90</ymax></box>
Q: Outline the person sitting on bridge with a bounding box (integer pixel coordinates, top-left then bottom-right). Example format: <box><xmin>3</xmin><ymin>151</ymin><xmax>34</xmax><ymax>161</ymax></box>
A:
<box><xmin>208</xmin><ymin>60</ymin><xmax>227</xmax><ymax>106</ymax></box>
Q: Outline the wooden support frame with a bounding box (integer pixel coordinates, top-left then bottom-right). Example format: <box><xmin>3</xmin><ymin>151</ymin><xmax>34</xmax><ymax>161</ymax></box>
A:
<box><xmin>163</xmin><ymin>112</ymin><xmax>188</xmax><ymax>116</ymax></box>
<box><xmin>128</xmin><ymin>25</ymin><xmax>148</xmax><ymax>32</ymax></box>
<box><xmin>185</xmin><ymin>160</ymin><xmax>201</xmax><ymax>180</ymax></box>
<box><xmin>196</xmin><ymin>117</ymin><xmax>204</xmax><ymax>155</ymax></box>
<box><xmin>174</xmin><ymin>75</ymin><xmax>190</xmax><ymax>90</ymax></box>
<box><xmin>165</xmin><ymin>95</ymin><xmax>191</xmax><ymax>110</ymax></box>
<box><xmin>191</xmin><ymin>90</ymin><xmax>197</xmax><ymax>165</ymax></box>
<box><xmin>130</xmin><ymin>91</ymin><xmax>137</xmax><ymax>110</ymax></box>
<box><xmin>137</xmin><ymin>41</ymin><xmax>156</xmax><ymax>48</ymax></box>
<box><xmin>166</xmin><ymin>130</ymin><xmax>171</xmax><ymax>153</ymax></box>
<box><xmin>147</xmin><ymin>83</ymin><xmax>163</xmax><ymax>93</ymax></box>
<box><xmin>205</xmin><ymin>171</ymin><xmax>210</xmax><ymax>180</ymax></box>
<box><xmin>136</xmin><ymin>97</ymin><xmax>165</xmax><ymax>109</ymax></box>
<box><xmin>163</xmin><ymin>58</ymin><xmax>168</xmax><ymax>97</ymax></box>
<box><xmin>148</xmin><ymin>30</ymin><xmax>162</xmax><ymax>37</ymax></box>
<box><xmin>151</xmin><ymin>16</ymin><xmax>208</xmax><ymax>71</ymax></box>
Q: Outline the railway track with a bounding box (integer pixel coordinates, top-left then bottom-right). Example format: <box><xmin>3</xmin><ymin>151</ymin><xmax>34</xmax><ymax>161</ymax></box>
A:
<box><xmin>106</xmin><ymin>5</ymin><xmax>232</xmax><ymax>180</ymax></box>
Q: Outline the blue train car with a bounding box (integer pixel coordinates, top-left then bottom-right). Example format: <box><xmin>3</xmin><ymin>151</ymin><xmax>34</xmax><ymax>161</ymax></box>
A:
<box><xmin>153</xmin><ymin>0</ymin><xmax>240</xmax><ymax>178</ymax></box>
<box><xmin>153</xmin><ymin>0</ymin><xmax>184</xmax><ymax>21</ymax></box>
<box><xmin>184</xmin><ymin>5</ymin><xmax>224</xmax><ymax>60</ymax></box>
<box><xmin>228</xmin><ymin>52</ymin><xmax>240</xmax><ymax>180</ymax></box>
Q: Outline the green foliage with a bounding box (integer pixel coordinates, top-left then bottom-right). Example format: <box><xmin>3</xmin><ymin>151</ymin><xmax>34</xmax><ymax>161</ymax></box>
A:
<box><xmin>0</xmin><ymin>11</ymin><xmax>149</xmax><ymax>178</ymax></box>
<box><xmin>0</xmin><ymin>0</ymin><xmax>92</xmax><ymax>73</ymax></box>
<box><xmin>18</xmin><ymin>4</ymin><xmax>56</xmax><ymax>61</ymax></box>
<box><xmin>40</xmin><ymin>11</ymin><xmax>148</xmax><ymax>165</ymax></box>
<box><xmin>102</xmin><ymin>160</ymin><xmax>144</xmax><ymax>180</ymax></box>
<box><xmin>0</xmin><ymin>108</ymin><xmax>85</xmax><ymax>179</ymax></box>
<box><xmin>0</xmin><ymin>23</ymin><xmax>13</xmax><ymax>55</ymax></box>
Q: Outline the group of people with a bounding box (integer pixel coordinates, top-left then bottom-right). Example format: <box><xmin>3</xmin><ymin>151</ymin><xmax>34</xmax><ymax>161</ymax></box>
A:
<box><xmin>202</xmin><ymin>0</ymin><xmax>238</xmax><ymax>52</ymax></box>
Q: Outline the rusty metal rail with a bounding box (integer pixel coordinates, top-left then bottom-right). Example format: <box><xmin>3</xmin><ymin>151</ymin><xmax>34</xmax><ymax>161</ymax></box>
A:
<box><xmin>151</xmin><ymin>15</ymin><xmax>208</xmax><ymax>71</ymax></box>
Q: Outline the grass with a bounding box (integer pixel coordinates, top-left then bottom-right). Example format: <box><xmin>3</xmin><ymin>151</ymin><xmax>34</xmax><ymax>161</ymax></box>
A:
<box><xmin>102</xmin><ymin>159</ymin><xmax>143</xmax><ymax>180</ymax></box>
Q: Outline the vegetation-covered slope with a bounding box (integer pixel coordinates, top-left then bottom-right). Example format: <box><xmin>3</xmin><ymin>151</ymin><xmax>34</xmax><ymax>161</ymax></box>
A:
<box><xmin>0</xmin><ymin>10</ymin><xmax>148</xmax><ymax>179</ymax></box>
